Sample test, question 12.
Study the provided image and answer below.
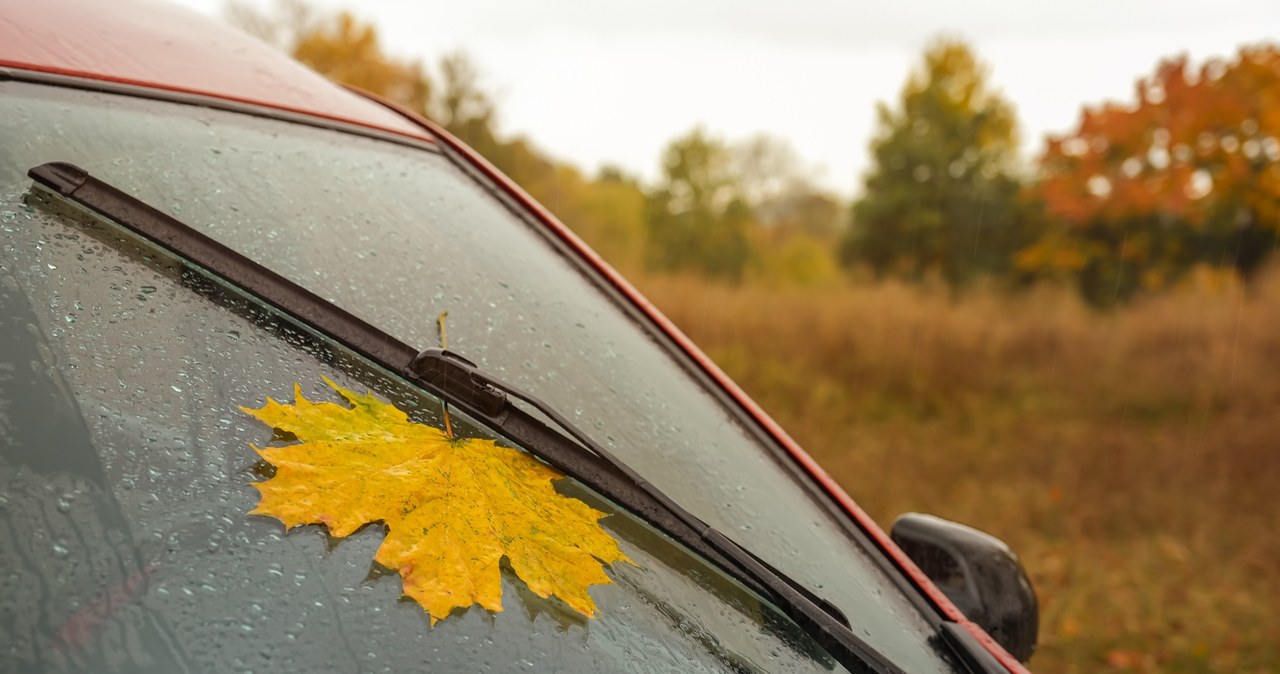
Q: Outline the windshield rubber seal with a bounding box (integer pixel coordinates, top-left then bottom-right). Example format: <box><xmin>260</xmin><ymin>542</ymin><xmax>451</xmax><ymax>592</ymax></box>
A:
<box><xmin>26</xmin><ymin>160</ymin><xmax>927</xmax><ymax>674</ymax></box>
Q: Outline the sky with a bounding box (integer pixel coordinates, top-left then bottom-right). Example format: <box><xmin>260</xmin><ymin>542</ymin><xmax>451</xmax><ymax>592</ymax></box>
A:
<box><xmin>172</xmin><ymin>0</ymin><xmax>1280</xmax><ymax>197</ymax></box>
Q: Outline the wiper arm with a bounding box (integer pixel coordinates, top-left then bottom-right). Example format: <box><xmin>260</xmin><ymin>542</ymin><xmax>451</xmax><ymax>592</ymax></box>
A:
<box><xmin>27</xmin><ymin>161</ymin><xmax>905</xmax><ymax>674</ymax></box>
<box><xmin>408</xmin><ymin>349</ymin><xmax>876</xmax><ymax>662</ymax></box>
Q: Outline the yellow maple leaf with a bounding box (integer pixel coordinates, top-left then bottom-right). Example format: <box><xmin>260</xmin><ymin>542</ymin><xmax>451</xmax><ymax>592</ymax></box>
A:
<box><xmin>241</xmin><ymin>378</ymin><xmax>631</xmax><ymax>625</ymax></box>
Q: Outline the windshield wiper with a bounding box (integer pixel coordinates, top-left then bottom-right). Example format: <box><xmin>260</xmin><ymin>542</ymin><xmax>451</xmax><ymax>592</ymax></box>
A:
<box><xmin>28</xmin><ymin>161</ymin><xmax>907</xmax><ymax>674</ymax></box>
<box><xmin>408</xmin><ymin>349</ymin><xmax>889</xmax><ymax>663</ymax></box>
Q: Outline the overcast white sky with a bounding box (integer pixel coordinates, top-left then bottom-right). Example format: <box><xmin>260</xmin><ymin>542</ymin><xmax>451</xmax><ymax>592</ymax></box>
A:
<box><xmin>174</xmin><ymin>0</ymin><xmax>1280</xmax><ymax>197</ymax></box>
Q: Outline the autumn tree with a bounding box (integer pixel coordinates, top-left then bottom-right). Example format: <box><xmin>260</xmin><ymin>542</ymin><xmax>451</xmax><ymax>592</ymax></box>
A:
<box><xmin>645</xmin><ymin>128</ymin><xmax>754</xmax><ymax>281</ymax></box>
<box><xmin>228</xmin><ymin>2</ymin><xmax>843</xmax><ymax>285</ymax></box>
<box><xmin>840</xmin><ymin>38</ymin><xmax>1029</xmax><ymax>286</ymax></box>
<box><xmin>228</xmin><ymin>0</ymin><xmax>430</xmax><ymax>112</ymax></box>
<box><xmin>1026</xmin><ymin>44</ymin><xmax>1280</xmax><ymax>302</ymax></box>
<box><xmin>225</xmin><ymin>1</ymin><xmax>656</xmax><ymax>273</ymax></box>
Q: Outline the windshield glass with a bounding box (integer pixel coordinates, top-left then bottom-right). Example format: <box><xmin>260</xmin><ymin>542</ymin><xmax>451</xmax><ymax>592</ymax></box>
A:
<box><xmin>1</xmin><ymin>184</ymin><xmax>850</xmax><ymax>672</ymax></box>
<box><xmin>0</xmin><ymin>80</ymin><xmax>954</xmax><ymax>671</ymax></box>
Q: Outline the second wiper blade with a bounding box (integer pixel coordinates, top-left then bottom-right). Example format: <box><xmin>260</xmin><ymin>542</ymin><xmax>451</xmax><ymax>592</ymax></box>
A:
<box><xmin>27</xmin><ymin>161</ymin><xmax>904</xmax><ymax>674</ymax></box>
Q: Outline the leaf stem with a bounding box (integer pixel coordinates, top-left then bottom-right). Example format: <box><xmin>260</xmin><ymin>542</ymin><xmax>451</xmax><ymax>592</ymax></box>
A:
<box><xmin>437</xmin><ymin>311</ymin><xmax>454</xmax><ymax>438</ymax></box>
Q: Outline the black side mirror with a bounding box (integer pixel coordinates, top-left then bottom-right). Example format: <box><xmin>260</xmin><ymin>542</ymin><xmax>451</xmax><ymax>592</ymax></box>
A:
<box><xmin>891</xmin><ymin>513</ymin><xmax>1038</xmax><ymax>663</ymax></box>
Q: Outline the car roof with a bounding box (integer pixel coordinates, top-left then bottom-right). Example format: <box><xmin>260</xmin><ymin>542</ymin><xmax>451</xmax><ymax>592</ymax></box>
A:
<box><xmin>0</xmin><ymin>0</ymin><xmax>432</xmax><ymax>142</ymax></box>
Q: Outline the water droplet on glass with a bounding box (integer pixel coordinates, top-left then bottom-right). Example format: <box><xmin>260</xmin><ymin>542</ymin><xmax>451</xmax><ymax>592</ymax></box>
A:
<box><xmin>51</xmin><ymin>542</ymin><xmax>69</xmax><ymax>557</ymax></box>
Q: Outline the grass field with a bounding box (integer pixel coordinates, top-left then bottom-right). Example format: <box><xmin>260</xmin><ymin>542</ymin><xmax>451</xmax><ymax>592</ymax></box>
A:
<box><xmin>635</xmin><ymin>271</ymin><xmax>1280</xmax><ymax>673</ymax></box>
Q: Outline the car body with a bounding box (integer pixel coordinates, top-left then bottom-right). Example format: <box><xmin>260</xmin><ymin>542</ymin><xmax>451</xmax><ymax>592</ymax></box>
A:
<box><xmin>0</xmin><ymin>0</ymin><xmax>1033</xmax><ymax>672</ymax></box>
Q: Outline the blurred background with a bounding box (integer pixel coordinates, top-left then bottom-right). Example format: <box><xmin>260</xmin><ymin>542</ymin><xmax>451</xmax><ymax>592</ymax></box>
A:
<box><xmin>176</xmin><ymin>1</ymin><xmax>1279</xmax><ymax>670</ymax></box>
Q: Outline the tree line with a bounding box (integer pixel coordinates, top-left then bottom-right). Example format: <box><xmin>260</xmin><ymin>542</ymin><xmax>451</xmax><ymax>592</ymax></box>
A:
<box><xmin>231</xmin><ymin>1</ymin><xmax>1280</xmax><ymax>304</ymax></box>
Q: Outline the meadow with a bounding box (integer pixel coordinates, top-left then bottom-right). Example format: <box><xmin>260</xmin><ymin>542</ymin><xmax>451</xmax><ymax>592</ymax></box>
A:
<box><xmin>637</xmin><ymin>271</ymin><xmax>1280</xmax><ymax>673</ymax></box>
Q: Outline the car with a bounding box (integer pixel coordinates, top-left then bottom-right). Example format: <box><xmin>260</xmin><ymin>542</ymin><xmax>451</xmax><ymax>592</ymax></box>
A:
<box><xmin>0</xmin><ymin>0</ymin><xmax>1038</xmax><ymax>672</ymax></box>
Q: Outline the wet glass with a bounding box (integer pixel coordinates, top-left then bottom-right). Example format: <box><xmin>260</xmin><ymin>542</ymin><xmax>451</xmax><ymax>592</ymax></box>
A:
<box><xmin>0</xmin><ymin>80</ymin><xmax>957</xmax><ymax>672</ymax></box>
<box><xmin>0</xmin><ymin>187</ymin><xmax>847</xmax><ymax>673</ymax></box>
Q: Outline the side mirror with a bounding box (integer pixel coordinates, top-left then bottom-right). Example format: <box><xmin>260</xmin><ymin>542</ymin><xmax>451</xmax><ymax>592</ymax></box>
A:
<box><xmin>891</xmin><ymin>513</ymin><xmax>1038</xmax><ymax>663</ymax></box>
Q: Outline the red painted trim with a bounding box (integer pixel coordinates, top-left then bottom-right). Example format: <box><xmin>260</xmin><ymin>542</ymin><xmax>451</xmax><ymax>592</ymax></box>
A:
<box><xmin>0</xmin><ymin>60</ymin><xmax>434</xmax><ymax>145</ymax></box>
<box><xmin>357</xmin><ymin>91</ymin><xmax>1032</xmax><ymax>673</ymax></box>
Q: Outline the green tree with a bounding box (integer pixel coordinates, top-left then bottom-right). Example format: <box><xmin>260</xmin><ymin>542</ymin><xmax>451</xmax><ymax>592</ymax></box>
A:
<box><xmin>840</xmin><ymin>38</ymin><xmax>1029</xmax><ymax>286</ymax></box>
<box><xmin>645</xmin><ymin>128</ymin><xmax>753</xmax><ymax>281</ymax></box>
<box><xmin>578</xmin><ymin>168</ymin><xmax>648</xmax><ymax>272</ymax></box>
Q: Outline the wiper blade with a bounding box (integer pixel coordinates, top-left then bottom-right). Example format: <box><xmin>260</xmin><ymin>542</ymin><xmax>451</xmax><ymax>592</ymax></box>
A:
<box><xmin>27</xmin><ymin>161</ymin><xmax>906</xmax><ymax>674</ymax></box>
<box><xmin>409</xmin><ymin>348</ymin><xmax>864</xmax><ymax>643</ymax></box>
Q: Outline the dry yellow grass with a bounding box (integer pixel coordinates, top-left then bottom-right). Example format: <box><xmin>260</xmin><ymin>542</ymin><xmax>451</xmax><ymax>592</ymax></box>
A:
<box><xmin>635</xmin><ymin>271</ymin><xmax>1280</xmax><ymax>673</ymax></box>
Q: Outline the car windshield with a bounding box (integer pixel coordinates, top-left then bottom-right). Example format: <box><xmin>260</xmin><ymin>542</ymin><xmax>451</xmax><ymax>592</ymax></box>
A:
<box><xmin>0</xmin><ymin>80</ymin><xmax>956</xmax><ymax>672</ymax></box>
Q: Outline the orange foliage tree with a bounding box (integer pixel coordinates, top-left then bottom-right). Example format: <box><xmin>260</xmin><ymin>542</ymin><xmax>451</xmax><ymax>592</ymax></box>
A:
<box><xmin>1026</xmin><ymin>44</ymin><xmax>1280</xmax><ymax>302</ymax></box>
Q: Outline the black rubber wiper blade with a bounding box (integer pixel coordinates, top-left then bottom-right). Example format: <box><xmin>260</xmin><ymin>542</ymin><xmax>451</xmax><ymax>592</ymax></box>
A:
<box><xmin>27</xmin><ymin>161</ymin><xmax>906</xmax><ymax>674</ymax></box>
<box><xmin>408</xmin><ymin>348</ymin><xmax>864</xmax><ymax>639</ymax></box>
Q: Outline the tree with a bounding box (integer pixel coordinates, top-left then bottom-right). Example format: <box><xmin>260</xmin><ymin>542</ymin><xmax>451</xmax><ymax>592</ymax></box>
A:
<box><xmin>840</xmin><ymin>38</ymin><xmax>1029</xmax><ymax>286</ymax></box>
<box><xmin>730</xmin><ymin>134</ymin><xmax>809</xmax><ymax>214</ymax></box>
<box><xmin>645</xmin><ymin>128</ymin><xmax>753</xmax><ymax>281</ymax></box>
<box><xmin>224</xmin><ymin>2</ymin><xmax>640</xmax><ymax>270</ymax></box>
<box><xmin>729</xmin><ymin>134</ymin><xmax>842</xmax><ymax>238</ymax></box>
<box><xmin>225</xmin><ymin>2</ymin><xmax>839</xmax><ymax>282</ymax></box>
<box><xmin>578</xmin><ymin>168</ymin><xmax>648</xmax><ymax>272</ymax></box>
<box><xmin>227</xmin><ymin>0</ymin><xmax>430</xmax><ymax>112</ymax></box>
<box><xmin>293</xmin><ymin>13</ymin><xmax>432</xmax><ymax>112</ymax></box>
<box><xmin>1027</xmin><ymin>43</ymin><xmax>1280</xmax><ymax>302</ymax></box>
